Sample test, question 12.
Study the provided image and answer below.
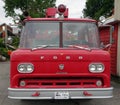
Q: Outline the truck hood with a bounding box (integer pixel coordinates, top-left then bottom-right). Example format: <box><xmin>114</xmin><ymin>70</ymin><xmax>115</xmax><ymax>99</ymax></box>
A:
<box><xmin>11</xmin><ymin>49</ymin><xmax>110</xmax><ymax>62</ymax></box>
<box><xmin>10</xmin><ymin>49</ymin><xmax>110</xmax><ymax>75</ymax></box>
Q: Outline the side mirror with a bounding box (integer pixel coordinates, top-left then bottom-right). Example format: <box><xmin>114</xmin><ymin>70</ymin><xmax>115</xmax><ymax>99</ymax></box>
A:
<box><xmin>99</xmin><ymin>24</ymin><xmax>114</xmax><ymax>51</ymax></box>
<box><xmin>110</xmin><ymin>26</ymin><xmax>114</xmax><ymax>44</ymax></box>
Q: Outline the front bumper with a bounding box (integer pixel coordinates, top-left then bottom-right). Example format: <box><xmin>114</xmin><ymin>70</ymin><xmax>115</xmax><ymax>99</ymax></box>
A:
<box><xmin>8</xmin><ymin>87</ymin><xmax>113</xmax><ymax>99</ymax></box>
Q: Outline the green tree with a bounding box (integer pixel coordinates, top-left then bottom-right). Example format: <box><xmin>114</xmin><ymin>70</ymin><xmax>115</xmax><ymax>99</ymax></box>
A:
<box><xmin>83</xmin><ymin>0</ymin><xmax>114</xmax><ymax>20</ymax></box>
<box><xmin>3</xmin><ymin>0</ymin><xmax>56</xmax><ymax>21</ymax></box>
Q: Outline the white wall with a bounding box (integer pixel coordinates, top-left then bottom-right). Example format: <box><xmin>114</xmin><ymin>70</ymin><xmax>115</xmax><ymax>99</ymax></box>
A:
<box><xmin>114</xmin><ymin>0</ymin><xmax>120</xmax><ymax>20</ymax></box>
<box><xmin>117</xmin><ymin>23</ymin><xmax>120</xmax><ymax>76</ymax></box>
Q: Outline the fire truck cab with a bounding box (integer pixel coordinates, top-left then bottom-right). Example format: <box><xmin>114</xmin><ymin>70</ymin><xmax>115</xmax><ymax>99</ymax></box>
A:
<box><xmin>8</xmin><ymin>5</ymin><xmax>113</xmax><ymax>99</ymax></box>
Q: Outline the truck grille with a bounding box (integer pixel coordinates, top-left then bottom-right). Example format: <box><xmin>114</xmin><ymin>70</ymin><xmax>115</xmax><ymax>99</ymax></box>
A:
<box><xmin>19</xmin><ymin>77</ymin><xmax>103</xmax><ymax>88</ymax></box>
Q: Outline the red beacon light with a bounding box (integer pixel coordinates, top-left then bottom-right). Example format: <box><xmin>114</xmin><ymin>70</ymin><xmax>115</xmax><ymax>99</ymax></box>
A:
<box><xmin>57</xmin><ymin>4</ymin><xmax>66</xmax><ymax>15</ymax></box>
<box><xmin>45</xmin><ymin>4</ymin><xmax>68</xmax><ymax>18</ymax></box>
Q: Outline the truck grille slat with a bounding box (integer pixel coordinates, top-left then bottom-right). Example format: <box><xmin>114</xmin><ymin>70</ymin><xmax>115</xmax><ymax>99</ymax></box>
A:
<box><xmin>19</xmin><ymin>77</ymin><xmax>103</xmax><ymax>88</ymax></box>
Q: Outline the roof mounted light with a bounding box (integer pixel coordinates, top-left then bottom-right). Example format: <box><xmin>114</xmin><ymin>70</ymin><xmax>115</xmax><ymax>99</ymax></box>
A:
<box><xmin>45</xmin><ymin>4</ymin><xmax>68</xmax><ymax>18</ymax></box>
<box><xmin>57</xmin><ymin>4</ymin><xmax>66</xmax><ymax>15</ymax></box>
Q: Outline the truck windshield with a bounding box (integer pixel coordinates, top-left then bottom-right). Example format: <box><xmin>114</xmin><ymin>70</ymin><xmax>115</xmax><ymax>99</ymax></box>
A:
<box><xmin>20</xmin><ymin>21</ymin><xmax>99</xmax><ymax>49</ymax></box>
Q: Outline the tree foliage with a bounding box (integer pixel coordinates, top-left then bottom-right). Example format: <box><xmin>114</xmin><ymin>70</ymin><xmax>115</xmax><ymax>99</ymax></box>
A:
<box><xmin>3</xmin><ymin>0</ymin><xmax>56</xmax><ymax>21</ymax></box>
<box><xmin>83</xmin><ymin>0</ymin><xmax>114</xmax><ymax>20</ymax></box>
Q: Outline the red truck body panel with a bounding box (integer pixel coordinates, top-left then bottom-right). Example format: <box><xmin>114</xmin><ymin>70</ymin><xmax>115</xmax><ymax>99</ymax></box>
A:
<box><xmin>8</xmin><ymin>6</ymin><xmax>113</xmax><ymax>99</ymax></box>
<box><xmin>10</xmin><ymin>49</ymin><xmax>111</xmax><ymax>88</ymax></box>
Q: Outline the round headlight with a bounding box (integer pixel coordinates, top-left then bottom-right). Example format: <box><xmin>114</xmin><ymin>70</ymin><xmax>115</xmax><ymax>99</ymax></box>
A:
<box><xmin>89</xmin><ymin>64</ymin><xmax>96</xmax><ymax>72</ymax></box>
<box><xmin>89</xmin><ymin>63</ymin><xmax>104</xmax><ymax>73</ymax></box>
<box><xmin>27</xmin><ymin>64</ymin><xmax>34</xmax><ymax>72</ymax></box>
<box><xmin>96</xmin><ymin>64</ymin><xmax>104</xmax><ymax>71</ymax></box>
<box><xmin>18</xmin><ymin>64</ymin><xmax>25</xmax><ymax>72</ymax></box>
<box><xmin>18</xmin><ymin>63</ymin><xmax>34</xmax><ymax>73</ymax></box>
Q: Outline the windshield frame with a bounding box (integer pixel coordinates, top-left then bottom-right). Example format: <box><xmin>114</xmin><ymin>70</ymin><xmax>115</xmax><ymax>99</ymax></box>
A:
<box><xmin>19</xmin><ymin>20</ymin><xmax>100</xmax><ymax>49</ymax></box>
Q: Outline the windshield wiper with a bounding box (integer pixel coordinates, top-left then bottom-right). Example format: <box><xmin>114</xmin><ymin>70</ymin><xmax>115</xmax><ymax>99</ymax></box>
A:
<box><xmin>31</xmin><ymin>45</ymin><xmax>48</xmax><ymax>51</ymax></box>
<box><xmin>31</xmin><ymin>44</ymin><xmax>91</xmax><ymax>51</ymax></box>
<box><xmin>31</xmin><ymin>45</ymin><xmax>58</xmax><ymax>51</ymax></box>
<box><xmin>67</xmin><ymin>45</ymin><xmax>91</xmax><ymax>51</ymax></box>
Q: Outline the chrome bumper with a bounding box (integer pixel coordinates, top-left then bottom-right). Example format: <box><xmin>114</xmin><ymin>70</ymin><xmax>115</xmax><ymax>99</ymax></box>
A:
<box><xmin>8</xmin><ymin>87</ymin><xmax>113</xmax><ymax>99</ymax></box>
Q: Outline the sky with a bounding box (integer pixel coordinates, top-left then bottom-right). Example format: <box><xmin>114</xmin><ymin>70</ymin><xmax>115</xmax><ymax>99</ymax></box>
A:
<box><xmin>0</xmin><ymin>0</ymin><xmax>86</xmax><ymax>25</ymax></box>
<box><xmin>0</xmin><ymin>0</ymin><xmax>13</xmax><ymax>24</ymax></box>
<box><xmin>56</xmin><ymin>0</ymin><xmax>86</xmax><ymax>18</ymax></box>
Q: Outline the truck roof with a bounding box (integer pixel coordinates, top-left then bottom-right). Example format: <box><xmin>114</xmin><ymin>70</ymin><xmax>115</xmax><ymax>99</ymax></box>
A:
<box><xmin>24</xmin><ymin>17</ymin><xmax>97</xmax><ymax>23</ymax></box>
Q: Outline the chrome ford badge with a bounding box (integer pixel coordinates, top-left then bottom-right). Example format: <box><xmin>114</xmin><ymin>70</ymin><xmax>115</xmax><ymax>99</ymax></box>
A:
<box><xmin>59</xmin><ymin>64</ymin><xmax>64</xmax><ymax>70</ymax></box>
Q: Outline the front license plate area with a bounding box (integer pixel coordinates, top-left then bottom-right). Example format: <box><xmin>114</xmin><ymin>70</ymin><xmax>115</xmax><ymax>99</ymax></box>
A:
<box><xmin>54</xmin><ymin>92</ymin><xmax>69</xmax><ymax>99</ymax></box>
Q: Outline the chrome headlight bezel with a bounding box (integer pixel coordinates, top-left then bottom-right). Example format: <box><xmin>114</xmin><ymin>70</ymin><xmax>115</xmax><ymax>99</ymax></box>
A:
<box><xmin>89</xmin><ymin>63</ymin><xmax>105</xmax><ymax>73</ymax></box>
<box><xmin>17</xmin><ymin>63</ymin><xmax>34</xmax><ymax>73</ymax></box>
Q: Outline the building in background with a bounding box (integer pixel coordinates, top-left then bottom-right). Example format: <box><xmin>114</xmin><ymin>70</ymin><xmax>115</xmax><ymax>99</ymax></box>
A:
<box><xmin>0</xmin><ymin>23</ymin><xmax>15</xmax><ymax>61</ymax></box>
<box><xmin>99</xmin><ymin>0</ymin><xmax>120</xmax><ymax>77</ymax></box>
<box><xmin>0</xmin><ymin>23</ymin><xmax>14</xmax><ymax>42</ymax></box>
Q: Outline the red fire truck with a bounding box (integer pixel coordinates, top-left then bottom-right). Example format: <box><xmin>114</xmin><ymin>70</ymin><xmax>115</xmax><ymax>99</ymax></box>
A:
<box><xmin>8</xmin><ymin>5</ymin><xmax>113</xmax><ymax>99</ymax></box>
